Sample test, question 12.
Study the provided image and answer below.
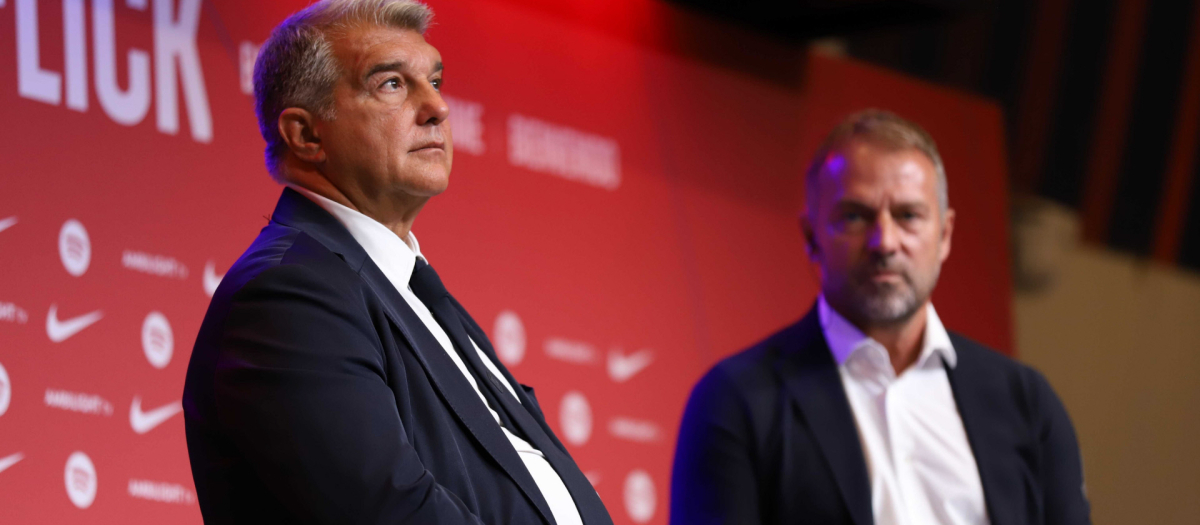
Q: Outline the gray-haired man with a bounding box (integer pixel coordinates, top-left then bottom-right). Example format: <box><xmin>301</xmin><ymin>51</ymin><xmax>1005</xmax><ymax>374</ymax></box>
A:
<box><xmin>183</xmin><ymin>2</ymin><xmax>612</xmax><ymax>524</ymax></box>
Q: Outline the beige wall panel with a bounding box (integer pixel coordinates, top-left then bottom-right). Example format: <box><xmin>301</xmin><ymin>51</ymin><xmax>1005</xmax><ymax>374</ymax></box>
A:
<box><xmin>1016</xmin><ymin>246</ymin><xmax>1200</xmax><ymax>525</ymax></box>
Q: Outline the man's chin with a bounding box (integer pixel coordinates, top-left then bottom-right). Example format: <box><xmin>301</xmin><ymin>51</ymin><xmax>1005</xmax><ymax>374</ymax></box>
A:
<box><xmin>856</xmin><ymin>290</ymin><xmax>921</xmax><ymax>325</ymax></box>
<box><xmin>391</xmin><ymin>168</ymin><xmax>450</xmax><ymax>198</ymax></box>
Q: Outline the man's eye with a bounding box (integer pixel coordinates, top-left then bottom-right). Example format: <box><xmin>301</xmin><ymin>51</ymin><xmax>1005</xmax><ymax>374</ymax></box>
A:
<box><xmin>431</xmin><ymin>78</ymin><xmax>443</xmax><ymax>92</ymax></box>
<box><xmin>382</xmin><ymin>78</ymin><xmax>401</xmax><ymax>90</ymax></box>
<box><xmin>843</xmin><ymin>212</ymin><xmax>864</xmax><ymax>222</ymax></box>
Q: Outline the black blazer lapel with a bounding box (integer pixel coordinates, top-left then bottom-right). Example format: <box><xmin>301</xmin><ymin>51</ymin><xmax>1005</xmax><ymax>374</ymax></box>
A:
<box><xmin>357</xmin><ymin>261</ymin><xmax>557</xmax><ymax>525</ymax></box>
<box><xmin>777</xmin><ymin>308</ymin><xmax>873</xmax><ymax>525</ymax></box>
<box><xmin>272</xmin><ymin>189</ymin><xmax>556</xmax><ymax>525</ymax></box>
<box><xmin>944</xmin><ymin>334</ymin><xmax>1015</xmax><ymax>525</ymax></box>
<box><xmin>448</xmin><ymin>297</ymin><xmax>615</xmax><ymax>525</ymax></box>
<box><xmin>448</xmin><ymin>298</ymin><xmax>566</xmax><ymax>451</ymax></box>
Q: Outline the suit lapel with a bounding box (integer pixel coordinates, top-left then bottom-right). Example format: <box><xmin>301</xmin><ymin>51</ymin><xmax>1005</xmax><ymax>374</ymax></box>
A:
<box><xmin>357</xmin><ymin>262</ymin><xmax>557</xmax><ymax>525</ymax></box>
<box><xmin>777</xmin><ymin>308</ymin><xmax>873</xmax><ymax>525</ymax></box>
<box><xmin>944</xmin><ymin>335</ymin><xmax>1012</xmax><ymax>525</ymax></box>
<box><xmin>446</xmin><ymin>297</ymin><xmax>614</xmax><ymax>525</ymax></box>
<box><xmin>272</xmin><ymin>189</ymin><xmax>556</xmax><ymax>525</ymax></box>
<box><xmin>448</xmin><ymin>298</ymin><xmax>566</xmax><ymax>451</ymax></box>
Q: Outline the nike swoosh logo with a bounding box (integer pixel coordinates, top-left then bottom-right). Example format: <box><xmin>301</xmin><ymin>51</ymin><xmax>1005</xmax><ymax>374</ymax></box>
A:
<box><xmin>607</xmin><ymin>349</ymin><xmax>654</xmax><ymax>383</ymax></box>
<box><xmin>130</xmin><ymin>396</ymin><xmax>182</xmax><ymax>434</ymax></box>
<box><xmin>0</xmin><ymin>216</ymin><xmax>16</xmax><ymax>234</ymax></box>
<box><xmin>0</xmin><ymin>452</ymin><xmax>24</xmax><ymax>474</ymax></box>
<box><xmin>203</xmin><ymin>261</ymin><xmax>224</xmax><ymax>297</ymax></box>
<box><xmin>46</xmin><ymin>305</ymin><xmax>104</xmax><ymax>343</ymax></box>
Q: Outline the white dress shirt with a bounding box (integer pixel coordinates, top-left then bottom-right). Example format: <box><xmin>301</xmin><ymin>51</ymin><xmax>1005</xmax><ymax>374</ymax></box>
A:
<box><xmin>292</xmin><ymin>187</ymin><xmax>583</xmax><ymax>525</ymax></box>
<box><xmin>818</xmin><ymin>295</ymin><xmax>989</xmax><ymax>525</ymax></box>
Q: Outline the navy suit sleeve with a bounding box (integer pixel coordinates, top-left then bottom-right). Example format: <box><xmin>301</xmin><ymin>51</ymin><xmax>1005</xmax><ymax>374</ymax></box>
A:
<box><xmin>1031</xmin><ymin>370</ymin><xmax>1091</xmax><ymax>525</ymax></box>
<box><xmin>670</xmin><ymin>365</ymin><xmax>761</xmax><ymax>525</ymax></box>
<box><xmin>212</xmin><ymin>263</ymin><xmax>486</xmax><ymax>525</ymax></box>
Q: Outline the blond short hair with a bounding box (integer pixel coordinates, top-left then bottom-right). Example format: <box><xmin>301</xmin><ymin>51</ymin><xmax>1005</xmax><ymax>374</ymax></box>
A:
<box><xmin>804</xmin><ymin>109</ymin><xmax>948</xmax><ymax>215</ymax></box>
<box><xmin>254</xmin><ymin>0</ymin><xmax>434</xmax><ymax>178</ymax></box>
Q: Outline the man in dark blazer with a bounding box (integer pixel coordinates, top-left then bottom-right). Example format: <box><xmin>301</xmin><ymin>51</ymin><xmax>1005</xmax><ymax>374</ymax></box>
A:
<box><xmin>182</xmin><ymin>2</ymin><xmax>611</xmax><ymax>524</ymax></box>
<box><xmin>671</xmin><ymin>110</ymin><xmax>1090</xmax><ymax>525</ymax></box>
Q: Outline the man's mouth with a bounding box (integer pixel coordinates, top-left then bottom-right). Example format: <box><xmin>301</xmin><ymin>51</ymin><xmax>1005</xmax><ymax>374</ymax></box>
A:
<box><xmin>863</xmin><ymin>267</ymin><xmax>907</xmax><ymax>285</ymax></box>
<box><xmin>410</xmin><ymin>141</ymin><xmax>444</xmax><ymax>153</ymax></box>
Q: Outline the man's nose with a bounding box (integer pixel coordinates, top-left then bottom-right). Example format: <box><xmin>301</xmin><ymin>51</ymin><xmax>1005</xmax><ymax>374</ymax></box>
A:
<box><xmin>867</xmin><ymin>212</ymin><xmax>901</xmax><ymax>254</ymax></box>
<box><xmin>416</xmin><ymin>83</ymin><xmax>450</xmax><ymax>126</ymax></box>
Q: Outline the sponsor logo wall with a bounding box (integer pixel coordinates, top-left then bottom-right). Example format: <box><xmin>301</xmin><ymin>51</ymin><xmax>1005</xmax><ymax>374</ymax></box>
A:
<box><xmin>0</xmin><ymin>0</ymin><xmax>1014</xmax><ymax>523</ymax></box>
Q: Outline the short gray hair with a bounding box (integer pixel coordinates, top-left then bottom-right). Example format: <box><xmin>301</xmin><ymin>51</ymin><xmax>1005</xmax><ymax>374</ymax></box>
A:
<box><xmin>254</xmin><ymin>0</ymin><xmax>433</xmax><ymax>178</ymax></box>
<box><xmin>804</xmin><ymin>109</ymin><xmax>949</xmax><ymax>216</ymax></box>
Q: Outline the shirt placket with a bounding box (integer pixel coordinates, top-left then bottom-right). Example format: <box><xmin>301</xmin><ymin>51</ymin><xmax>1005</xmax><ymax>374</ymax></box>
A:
<box><xmin>867</xmin><ymin>345</ymin><xmax>912</xmax><ymax>525</ymax></box>
<box><xmin>891</xmin><ymin>370</ymin><xmax>934</xmax><ymax>525</ymax></box>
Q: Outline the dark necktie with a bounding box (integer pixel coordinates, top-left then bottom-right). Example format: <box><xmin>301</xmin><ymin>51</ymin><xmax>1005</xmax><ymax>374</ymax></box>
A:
<box><xmin>408</xmin><ymin>258</ymin><xmax>613</xmax><ymax>525</ymax></box>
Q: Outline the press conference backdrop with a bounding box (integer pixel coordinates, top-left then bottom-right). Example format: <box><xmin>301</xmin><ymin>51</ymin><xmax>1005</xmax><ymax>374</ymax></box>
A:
<box><xmin>0</xmin><ymin>0</ymin><xmax>1013</xmax><ymax>522</ymax></box>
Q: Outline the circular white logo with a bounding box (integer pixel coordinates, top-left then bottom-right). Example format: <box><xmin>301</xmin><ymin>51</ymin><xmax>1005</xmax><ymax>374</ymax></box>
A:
<box><xmin>0</xmin><ymin>361</ymin><xmax>10</xmax><ymax>417</ymax></box>
<box><xmin>493</xmin><ymin>310</ymin><xmax>526</xmax><ymax>366</ymax></box>
<box><xmin>64</xmin><ymin>451</ymin><xmax>97</xmax><ymax>509</ymax></box>
<box><xmin>623</xmin><ymin>469</ymin><xmax>656</xmax><ymax>523</ymax></box>
<box><xmin>141</xmin><ymin>312</ymin><xmax>174</xmax><ymax>369</ymax></box>
<box><xmin>558</xmin><ymin>390</ymin><xmax>592</xmax><ymax>446</ymax></box>
<box><xmin>58</xmin><ymin>220</ymin><xmax>91</xmax><ymax>277</ymax></box>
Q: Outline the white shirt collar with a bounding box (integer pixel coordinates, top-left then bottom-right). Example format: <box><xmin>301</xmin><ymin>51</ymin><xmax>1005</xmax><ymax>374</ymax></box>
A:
<box><xmin>289</xmin><ymin>185</ymin><xmax>427</xmax><ymax>287</ymax></box>
<box><xmin>817</xmin><ymin>294</ymin><xmax>957</xmax><ymax>371</ymax></box>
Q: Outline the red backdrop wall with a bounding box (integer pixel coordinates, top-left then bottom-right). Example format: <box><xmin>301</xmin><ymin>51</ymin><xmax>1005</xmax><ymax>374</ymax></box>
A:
<box><xmin>0</xmin><ymin>0</ymin><xmax>1012</xmax><ymax>523</ymax></box>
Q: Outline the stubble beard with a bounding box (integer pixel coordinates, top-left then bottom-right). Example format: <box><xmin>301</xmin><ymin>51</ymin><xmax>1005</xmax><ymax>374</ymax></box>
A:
<box><xmin>831</xmin><ymin>260</ymin><xmax>941</xmax><ymax>327</ymax></box>
<box><xmin>857</xmin><ymin>278</ymin><xmax>923</xmax><ymax>324</ymax></box>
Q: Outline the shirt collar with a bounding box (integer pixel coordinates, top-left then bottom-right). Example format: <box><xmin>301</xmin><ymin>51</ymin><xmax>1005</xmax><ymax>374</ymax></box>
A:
<box><xmin>817</xmin><ymin>294</ymin><xmax>957</xmax><ymax>371</ymax></box>
<box><xmin>289</xmin><ymin>185</ymin><xmax>426</xmax><ymax>288</ymax></box>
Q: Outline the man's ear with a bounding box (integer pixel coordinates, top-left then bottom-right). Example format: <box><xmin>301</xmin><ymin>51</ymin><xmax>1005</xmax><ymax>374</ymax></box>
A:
<box><xmin>800</xmin><ymin>212</ymin><xmax>819</xmax><ymax>260</ymax></box>
<box><xmin>938</xmin><ymin>207</ymin><xmax>955</xmax><ymax>264</ymax></box>
<box><xmin>278</xmin><ymin>108</ymin><xmax>324</xmax><ymax>164</ymax></box>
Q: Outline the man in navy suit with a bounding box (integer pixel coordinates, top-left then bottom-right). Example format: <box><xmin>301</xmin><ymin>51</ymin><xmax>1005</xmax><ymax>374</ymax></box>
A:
<box><xmin>182</xmin><ymin>2</ymin><xmax>611</xmax><ymax>524</ymax></box>
<box><xmin>671</xmin><ymin>110</ymin><xmax>1090</xmax><ymax>525</ymax></box>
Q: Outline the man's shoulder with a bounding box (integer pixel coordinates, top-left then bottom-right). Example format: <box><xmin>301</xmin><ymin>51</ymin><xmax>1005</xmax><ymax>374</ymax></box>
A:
<box><xmin>950</xmin><ymin>332</ymin><xmax>1033</xmax><ymax>375</ymax></box>
<box><xmin>702</xmin><ymin>315</ymin><xmax>818</xmax><ymax>396</ymax></box>
<box><xmin>948</xmin><ymin>331</ymin><xmax>1059</xmax><ymax>406</ymax></box>
<box><xmin>949</xmin><ymin>331</ymin><xmax>1012</xmax><ymax>365</ymax></box>
<box><xmin>723</xmin><ymin>317</ymin><xmax>810</xmax><ymax>366</ymax></box>
<box><xmin>213</xmin><ymin>221</ymin><xmax>363</xmax><ymax>305</ymax></box>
